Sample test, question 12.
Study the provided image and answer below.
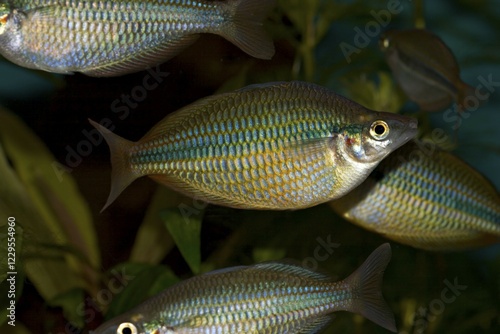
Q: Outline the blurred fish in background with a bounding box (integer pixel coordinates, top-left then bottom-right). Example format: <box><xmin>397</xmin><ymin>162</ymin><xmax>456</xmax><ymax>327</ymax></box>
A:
<box><xmin>0</xmin><ymin>0</ymin><xmax>275</xmax><ymax>76</ymax></box>
<box><xmin>330</xmin><ymin>140</ymin><xmax>500</xmax><ymax>251</ymax></box>
<box><xmin>379</xmin><ymin>29</ymin><xmax>475</xmax><ymax>112</ymax></box>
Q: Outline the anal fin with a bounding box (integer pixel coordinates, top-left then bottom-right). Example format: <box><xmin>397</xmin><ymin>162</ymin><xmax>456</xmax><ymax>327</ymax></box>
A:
<box><xmin>83</xmin><ymin>34</ymin><xmax>200</xmax><ymax>77</ymax></box>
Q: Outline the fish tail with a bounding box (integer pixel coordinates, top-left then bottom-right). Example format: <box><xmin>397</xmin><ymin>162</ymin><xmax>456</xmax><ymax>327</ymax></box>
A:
<box><xmin>222</xmin><ymin>0</ymin><xmax>276</xmax><ymax>59</ymax></box>
<box><xmin>345</xmin><ymin>243</ymin><xmax>396</xmax><ymax>332</ymax></box>
<box><xmin>88</xmin><ymin>119</ymin><xmax>138</xmax><ymax>212</ymax></box>
<box><xmin>457</xmin><ymin>81</ymin><xmax>480</xmax><ymax>113</ymax></box>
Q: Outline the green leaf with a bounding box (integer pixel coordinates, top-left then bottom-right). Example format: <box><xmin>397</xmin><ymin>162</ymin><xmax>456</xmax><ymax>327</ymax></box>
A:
<box><xmin>215</xmin><ymin>62</ymin><xmax>252</xmax><ymax>94</ymax></box>
<box><xmin>252</xmin><ymin>247</ymin><xmax>287</xmax><ymax>263</ymax></box>
<box><xmin>0</xmin><ymin>142</ymin><xmax>82</xmax><ymax>301</ymax></box>
<box><xmin>341</xmin><ymin>71</ymin><xmax>406</xmax><ymax>112</ymax></box>
<box><xmin>0</xmin><ymin>108</ymin><xmax>99</xmax><ymax>269</ymax></box>
<box><xmin>105</xmin><ymin>263</ymin><xmax>179</xmax><ymax>320</ymax></box>
<box><xmin>0</xmin><ymin>321</ymin><xmax>32</xmax><ymax>334</ymax></box>
<box><xmin>161</xmin><ymin>207</ymin><xmax>204</xmax><ymax>274</ymax></box>
<box><xmin>130</xmin><ymin>187</ymin><xmax>176</xmax><ymax>265</ymax></box>
<box><xmin>47</xmin><ymin>288</ymin><xmax>85</xmax><ymax>328</ymax></box>
<box><xmin>0</xmin><ymin>109</ymin><xmax>97</xmax><ymax>325</ymax></box>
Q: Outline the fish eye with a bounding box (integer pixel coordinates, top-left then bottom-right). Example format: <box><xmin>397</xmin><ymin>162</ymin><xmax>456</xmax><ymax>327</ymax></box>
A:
<box><xmin>379</xmin><ymin>35</ymin><xmax>391</xmax><ymax>50</ymax></box>
<box><xmin>369</xmin><ymin>120</ymin><xmax>390</xmax><ymax>140</ymax></box>
<box><xmin>116</xmin><ymin>323</ymin><xmax>138</xmax><ymax>334</ymax></box>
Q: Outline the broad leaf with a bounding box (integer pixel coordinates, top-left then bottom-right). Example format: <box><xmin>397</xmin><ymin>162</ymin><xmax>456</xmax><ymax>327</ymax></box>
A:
<box><xmin>0</xmin><ymin>108</ymin><xmax>100</xmax><ymax>274</ymax></box>
<box><xmin>48</xmin><ymin>288</ymin><xmax>85</xmax><ymax>328</ymax></box>
<box><xmin>161</xmin><ymin>207</ymin><xmax>204</xmax><ymax>274</ymax></box>
<box><xmin>130</xmin><ymin>187</ymin><xmax>176</xmax><ymax>265</ymax></box>
<box><xmin>105</xmin><ymin>263</ymin><xmax>179</xmax><ymax>320</ymax></box>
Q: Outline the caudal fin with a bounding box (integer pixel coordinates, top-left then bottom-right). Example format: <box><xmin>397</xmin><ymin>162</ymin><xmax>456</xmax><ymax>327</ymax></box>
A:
<box><xmin>89</xmin><ymin>119</ymin><xmax>138</xmax><ymax>212</ymax></box>
<box><xmin>345</xmin><ymin>243</ymin><xmax>396</xmax><ymax>332</ymax></box>
<box><xmin>457</xmin><ymin>81</ymin><xmax>481</xmax><ymax>113</ymax></box>
<box><xmin>223</xmin><ymin>0</ymin><xmax>276</xmax><ymax>59</ymax></box>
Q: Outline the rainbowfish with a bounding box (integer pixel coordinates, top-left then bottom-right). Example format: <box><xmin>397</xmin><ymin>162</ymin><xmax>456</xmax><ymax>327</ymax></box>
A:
<box><xmin>330</xmin><ymin>140</ymin><xmax>500</xmax><ymax>251</ymax></box>
<box><xmin>379</xmin><ymin>29</ymin><xmax>474</xmax><ymax>112</ymax></box>
<box><xmin>91</xmin><ymin>243</ymin><xmax>396</xmax><ymax>334</ymax></box>
<box><xmin>90</xmin><ymin>81</ymin><xmax>418</xmax><ymax>211</ymax></box>
<box><xmin>0</xmin><ymin>0</ymin><xmax>275</xmax><ymax>77</ymax></box>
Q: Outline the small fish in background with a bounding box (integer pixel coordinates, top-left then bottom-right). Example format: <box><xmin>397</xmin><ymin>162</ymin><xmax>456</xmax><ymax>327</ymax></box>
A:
<box><xmin>330</xmin><ymin>140</ymin><xmax>500</xmax><ymax>251</ymax></box>
<box><xmin>379</xmin><ymin>29</ymin><xmax>475</xmax><ymax>112</ymax></box>
<box><xmin>90</xmin><ymin>243</ymin><xmax>396</xmax><ymax>334</ymax></box>
<box><xmin>90</xmin><ymin>81</ymin><xmax>418</xmax><ymax>211</ymax></box>
<box><xmin>0</xmin><ymin>0</ymin><xmax>275</xmax><ymax>77</ymax></box>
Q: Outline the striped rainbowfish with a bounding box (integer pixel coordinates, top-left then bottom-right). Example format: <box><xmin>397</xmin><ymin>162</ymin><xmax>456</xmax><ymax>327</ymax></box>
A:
<box><xmin>331</xmin><ymin>140</ymin><xmax>500</xmax><ymax>250</ymax></box>
<box><xmin>380</xmin><ymin>29</ymin><xmax>474</xmax><ymax>112</ymax></box>
<box><xmin>0</xmin><ymin>0</ymin><xmax>275</xmax><ymax>76</ymax></box>
<box><xmin>90</xmin><ymin>81</ymin><xmax>418</xmax><ymax>211</ymax></box>
<box><xmin>91</xmin><ymin>243</ymin><xmax>396</xmax><ymax>334</ymax></box>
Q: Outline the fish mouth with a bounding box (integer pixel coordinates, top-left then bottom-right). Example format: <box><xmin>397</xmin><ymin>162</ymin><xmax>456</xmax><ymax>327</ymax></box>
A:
<box><xmin>377</xmin><ymin>114</ymin><xmax>418</xmax><ymax>155</ymax></box>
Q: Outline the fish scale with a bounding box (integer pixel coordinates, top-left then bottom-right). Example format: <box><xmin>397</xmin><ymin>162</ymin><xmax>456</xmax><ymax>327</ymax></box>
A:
<box><xmin>91</xmin><ymin>244</ymin><xmax>396</xmax><ymax>334</ymax></box>
<box><xmin>331</xmin><ymin>140</ymin><xmax>500</xmax><ymax>250</ymax></box>
<box><xmin>130</xmin><ymin>88</ymin><xmax>337</xmax><ymax>203</ymax></box>
<box><xmin>0</xmin><ymin>0</ymin><xmax>275</xmax><ymax>76</ymax></box>
<box><xmin>91</xmin><ymin>81</ymin><xmax>417</xmax><ymax>211</ymax></box>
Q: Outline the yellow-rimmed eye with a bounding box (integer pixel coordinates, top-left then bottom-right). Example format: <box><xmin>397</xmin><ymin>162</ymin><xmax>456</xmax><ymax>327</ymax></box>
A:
<box><xmin>382</xmin><ymin>37</ymin><xmax>390</xmax><ymax>49</ymax></box>
<box><xmin>117</xmin><ymin>323</ymin><xmax>138</xmax><ymax>334</ymax></box>
<box><xmin>370</xmin><ymin>120</ymin><xmax>390</xmax><ymax>140</ymax></box>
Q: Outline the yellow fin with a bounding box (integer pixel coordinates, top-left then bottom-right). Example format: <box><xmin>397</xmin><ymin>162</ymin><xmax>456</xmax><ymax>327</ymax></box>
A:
<box><xmin>222</xmin><ymin>0</ymin><xmax>276</xmax><ymax>59</ymax></box>
<box><xmin>88</xmin><ymin>119</ymin><xmax>138</xmax><ymax>212</ymax></box>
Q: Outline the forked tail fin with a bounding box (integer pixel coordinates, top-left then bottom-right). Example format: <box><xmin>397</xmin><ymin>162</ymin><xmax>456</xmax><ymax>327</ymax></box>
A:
<box><xmin>89</xmin><ymin>119</ymin><xmax>138</xmax><ymax>212</ymax></box>
<box><xmin>222</xmin><ymin>0</ymin><xmax>276</xmax><ymax>60</ymax></box>
<box><xmin>345</xmin><ymin>243</ymin><xmax>396</xmax><ymax>332</ymax></box>
<box><xmin>457</xmin><ymin>81</ymin><xmax>481</xmax><ymax>113</ymax></box>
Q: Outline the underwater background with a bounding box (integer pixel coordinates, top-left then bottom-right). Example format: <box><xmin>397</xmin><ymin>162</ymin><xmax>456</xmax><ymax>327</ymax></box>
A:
<box><xmin>0</xmin><ymin>0</ymin><xmax>499</xmax><ymax>333</ymax></box>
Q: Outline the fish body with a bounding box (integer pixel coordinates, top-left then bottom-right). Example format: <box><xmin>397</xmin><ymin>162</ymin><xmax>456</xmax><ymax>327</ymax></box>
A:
<box><xmin>90</xmin><ymin>81</ymin><xmax>418</xmax><ymax>211</ymax></box>
<box><xmin>379</xmin><ymin>29</ymin><xmax>474</xmax><ymax>112</ymax></box>
<box><xmin>91</xmin><ymin>243</ymin><xmax>396</xmax><ymax>334</ymax></box>
<box><xmin>330</xmin><ymin>141</ymin><xmax>500</xmax><ymax>251</ymax></box>
<box><xmin>0</xmin><ymin>0</ymin><xmax>275</xmax><ymax>76</ymax></box>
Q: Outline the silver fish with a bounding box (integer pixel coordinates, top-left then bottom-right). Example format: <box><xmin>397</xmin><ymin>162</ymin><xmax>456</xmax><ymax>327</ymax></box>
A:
<box><xmin>0</xmin><ymin>0</ymin><xmax>275</xmax><ymax>76</ymax></box>
<box><xmin>90</xmin><ymin>81</ymin><xmax>418</xmax><ymax>211</ymax></box>
<box><xmin>91</xmin><ymin>243</ymin><xmax>396</xmax><ymax>333</ymax></box>
<box><xmin>331</xmin><ymin>140</ymin><xmax>500</xmax><ymax>251</ymax></box>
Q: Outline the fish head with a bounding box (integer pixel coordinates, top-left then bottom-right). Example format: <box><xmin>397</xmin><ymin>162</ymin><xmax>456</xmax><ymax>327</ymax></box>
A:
<box><xmin>0</xmin><ymin>4</ymin><xmax>24</xmax><ymax>53</ymax></box>
<box><xmin>379</xmin><ymin>30</ymin><xmax>397</xmax><ymax>55</ymax></box>
<box><xmin>342</xmin><ymin>112</ymin><xmax>417</xmax><ymax>164</ymax></box>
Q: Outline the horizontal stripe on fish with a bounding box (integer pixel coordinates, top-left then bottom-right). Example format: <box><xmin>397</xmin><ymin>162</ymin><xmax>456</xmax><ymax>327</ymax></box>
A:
<box><xmin>90</xmin><ymin>81</ymin><xmax>418</xmax><ymax>211</ymax></box>
<box><xmin>90</xmin><ymin>244</ymin><xmax>396</xmax><ymax>334</ymax></box>
<box><xmin>330</xmin><ymin>140</ymin><xmax>500</xmax><ymax>250</ymax></box>
<box><xmin>0</xmin><ymin>0</ymin><xmax>275</xmax><ymax>76</ymax></box>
